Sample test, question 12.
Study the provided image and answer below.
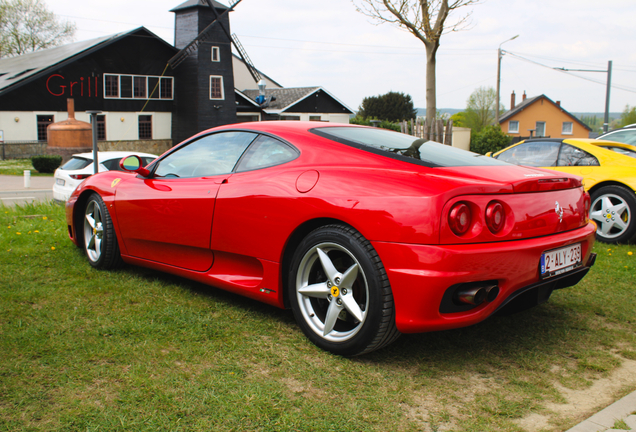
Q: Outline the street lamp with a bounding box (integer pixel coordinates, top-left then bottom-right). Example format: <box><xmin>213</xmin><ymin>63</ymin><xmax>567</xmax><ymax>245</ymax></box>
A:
<box><xmin>496</xmin><ymin>35</ymin><xmax>519</xmax><ymax>124</ymax></box>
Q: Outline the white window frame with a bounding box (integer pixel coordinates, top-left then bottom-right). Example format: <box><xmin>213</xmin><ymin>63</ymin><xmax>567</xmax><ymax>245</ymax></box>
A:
<box><xmin>211</xmin><ymin>46</ymin><xmax>220</xmax><ymax>62</ymax></box>
<box><xmin>562</xmin><ymin>122</ymin><xmax>573</xmax><ymax>135</ymax></box>
<box><xmin>104</xmin><ymin>74</ymin><xmax>174</xmax><ymax>100</ymax></box>
<box><xmin>209</xmin><ymin>75</ymin><xmax>225</xmax><ymax>100</ymax></box>
<box><xmin>508</xmin><ymin>120</ymin><xmax>519</xmax><ymax>133</ymax></box>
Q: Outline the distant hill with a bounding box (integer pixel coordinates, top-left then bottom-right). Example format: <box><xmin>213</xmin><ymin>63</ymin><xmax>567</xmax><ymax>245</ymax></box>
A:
<box><xmin>415</xmin><ymin>109</ymin><xmax>621</xmax><ymax>120</ymax></box>
<box><xmin>416</xmin><ymin>108</ymin><xmax>462</xmax><ymax>117</ymax></box>
<box><xmin>570</xmin><ymin>112</ymin><xmax>620</xmax><ymax>120</ymax></box>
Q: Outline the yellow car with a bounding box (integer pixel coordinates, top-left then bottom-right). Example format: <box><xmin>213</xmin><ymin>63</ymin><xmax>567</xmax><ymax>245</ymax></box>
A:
<box><xmin>489</xmin><ymin>138</ymin><xmax>636</xmax><ymax>244</ymax></box>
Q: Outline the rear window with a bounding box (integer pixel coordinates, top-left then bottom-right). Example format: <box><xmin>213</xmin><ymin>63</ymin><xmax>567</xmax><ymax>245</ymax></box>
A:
<box><xmin>60</xmin><ymin>157</ymin><xmax>91</xmax><ymax>170</ymax></box>
<box><xmin>601</xmin><ymin>146</ymin><xmax>636</xmax><ymax>159</ymax></box>
<box><xmin>312</xmin><ymin>127</ymin><xmax>509</xmax><ymax>167</ymax></box>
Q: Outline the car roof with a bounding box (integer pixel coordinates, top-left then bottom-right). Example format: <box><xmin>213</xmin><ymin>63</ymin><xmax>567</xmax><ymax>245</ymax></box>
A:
<box><xmin>70</xmin><ymin>151</ymin><xmax>158</xmax><ymax>159</ymax></box>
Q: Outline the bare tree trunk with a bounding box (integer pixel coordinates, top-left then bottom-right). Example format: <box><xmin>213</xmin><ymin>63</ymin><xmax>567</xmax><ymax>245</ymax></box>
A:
<box><xmin>425</xmin><ymin>43</ymin><xmax>438</xmax><ymax>128</ymax></box>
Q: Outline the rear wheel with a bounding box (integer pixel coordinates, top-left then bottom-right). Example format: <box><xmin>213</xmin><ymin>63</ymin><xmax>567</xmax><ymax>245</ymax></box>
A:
<box><xmin>83</xmin><ymin>193</ymin><xmax>123</xmax><ymax>269</ymax></box>
<box><xmin>288</xmin><ymin>224</ymin><xmax>400</xmax><ymax>356</ymax></box>
<box><xmin>590</xmin><ymin>185</ymin><xmax>636</xmax><ymax>244</ymax></box>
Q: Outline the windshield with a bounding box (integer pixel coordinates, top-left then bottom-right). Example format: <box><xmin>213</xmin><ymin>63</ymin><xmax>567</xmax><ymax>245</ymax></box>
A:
<box><xmin>312</xmin><ymin>127</ymin><xmax>509</xmax><ymax>167</ymax></box>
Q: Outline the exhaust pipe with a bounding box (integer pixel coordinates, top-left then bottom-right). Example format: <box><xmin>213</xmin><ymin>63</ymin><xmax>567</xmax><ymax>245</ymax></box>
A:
<box><xmin>455</xmin><ymin>283</ymin><xmax>499</xmax><ymax>306</ymax></box>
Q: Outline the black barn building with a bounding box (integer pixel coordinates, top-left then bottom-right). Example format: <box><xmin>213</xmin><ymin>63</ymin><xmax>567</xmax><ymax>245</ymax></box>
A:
<box><xmin>0</xmin><ymin>0</ymin><xmax>353</xmax><ymax>149</ymax></box>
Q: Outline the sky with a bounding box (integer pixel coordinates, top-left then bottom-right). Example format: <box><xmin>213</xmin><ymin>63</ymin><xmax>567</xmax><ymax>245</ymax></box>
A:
<box><xmin>43</xmin><ymin>0</ymin><xmax>636</xmax><ymax>115</ymax></box>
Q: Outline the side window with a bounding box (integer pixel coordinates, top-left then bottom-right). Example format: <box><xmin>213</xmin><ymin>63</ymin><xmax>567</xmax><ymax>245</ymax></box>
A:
<box><xmin>495</xmin><ymin>141</ymin><xmax>560</xmax><ymax>167</ymax></box>
<box><xmin>101</xmin><ymin>158</ymin><xmax>121</xmax><ymax>171</ymax></box>
<box><xmin>236</xmin><ymin>135</ymin><xmax>299</xmax><ymax>172</ymax></box>
<box><xmin>154</xmin><ymin>131</ymin><xmax>257</xmax><ymax>178</ymax></box>
<box><xmin>558</xmin><ymin>144</ymin><xmax>599</xmax><ymax>166</ymax></box>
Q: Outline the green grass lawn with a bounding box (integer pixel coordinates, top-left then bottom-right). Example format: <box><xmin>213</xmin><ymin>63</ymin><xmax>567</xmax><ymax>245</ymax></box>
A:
<box><xmin>1</xmin><ymin>202</ymin><xmax>635</xmax><ymax>431</ymax></box>
<box><xmin>0</xmin><ymin>159</ymin><xmax>53</xmax><ymax>176</ymax></box>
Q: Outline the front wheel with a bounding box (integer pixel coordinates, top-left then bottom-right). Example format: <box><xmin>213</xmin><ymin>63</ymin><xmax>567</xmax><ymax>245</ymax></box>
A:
<box><xmin>83</xmin><ymin>193</ymin><xmax>123</xmax><ymax>269</ymax></box>
<box><xmin>590</xmin><ymin>185</ymin><xmax>636</xmax><ymax>244</ymax></box>
<box><xmin>288</xmin><ymin>224</ymin><xmax>399</xmax><ymax>356</ymax></box>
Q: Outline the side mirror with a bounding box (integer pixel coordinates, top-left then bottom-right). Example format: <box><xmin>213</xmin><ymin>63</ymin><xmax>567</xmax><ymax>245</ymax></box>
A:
<box><xmin>119</xmin><ymin>155</ymin><xmax>150</xmax><ymax>177</ymax></box>
<box><xmin>485</xmin><ymin>152</ymin><xmax>493</xmax><ymax>157</ymax></box>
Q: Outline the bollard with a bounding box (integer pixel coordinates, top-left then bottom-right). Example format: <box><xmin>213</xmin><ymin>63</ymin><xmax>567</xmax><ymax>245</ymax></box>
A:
<box><xmin>24</xmin><ymin>170</ymin><xmax>31</xmax><ymax>188</ymax></box>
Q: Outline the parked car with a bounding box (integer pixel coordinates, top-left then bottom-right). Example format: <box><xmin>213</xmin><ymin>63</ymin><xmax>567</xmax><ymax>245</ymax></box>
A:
<box><xmin>596</xmin><ymin>124</ymin><xmax>636</xmax><ymax>146</ymax></box>
<box><xmin>65</xmin><ymin>122</ymin><xmax>596</xmax><ymax>356</ymax></box>
<box><xmin>489</xmin><ymin>138</ymin><xmax>636</xmax><ymax>243</ymax></box>
<box><xmin>53</xmin><ymin>151</ymin><xmax>157</xmax><ymax>201</ymax></box>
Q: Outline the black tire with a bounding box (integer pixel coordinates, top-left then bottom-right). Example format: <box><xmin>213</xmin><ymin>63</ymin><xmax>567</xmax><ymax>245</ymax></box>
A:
<box><xmin>589</xmin><ymin>185</ymin><xmax>636</xmax><ymax>244</ymax></box>
<box><xmin>82</xmin><ymin>192</ymin><xmax>123</xmax><ymax>269</ymax></box>
<box><xmin>288</xmin><ymin>224</ymin><xmax>400</xmax><ymax>356</ymax></box>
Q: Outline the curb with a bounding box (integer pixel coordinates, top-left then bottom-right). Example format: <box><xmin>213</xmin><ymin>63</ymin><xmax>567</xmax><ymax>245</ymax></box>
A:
<box><xmin>566</xmin><ymin>390</ymin><xmax>636</xmax><ymax>432</ymax></box>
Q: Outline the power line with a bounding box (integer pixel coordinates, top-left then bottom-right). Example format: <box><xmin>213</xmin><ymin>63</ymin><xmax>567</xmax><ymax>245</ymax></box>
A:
<box><xmin>504</xmin><ymin>51</ymin><xmax>636</xmax><ymax>94</ymax></box>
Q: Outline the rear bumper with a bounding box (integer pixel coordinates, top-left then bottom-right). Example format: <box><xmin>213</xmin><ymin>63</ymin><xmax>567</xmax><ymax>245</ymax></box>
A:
<box><xmin>371</xmin><ymin>222</ymin><xmax>597</xmax><ymax>333</ymax></box>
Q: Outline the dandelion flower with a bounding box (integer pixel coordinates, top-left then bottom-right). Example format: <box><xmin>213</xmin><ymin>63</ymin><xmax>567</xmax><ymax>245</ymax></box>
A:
<box><xmin>42</xmin><ymin>216</ymin><xmax>47</xmax><ymax>220</ymax></box>
<box><xmin>16</xmin><ymin>232</ymin><xmax>21</xmax><ymax>235</ymax></box>
<box><xmin>34</xmin><ymin>230</ymin><xmax>39</xmax><ymax>233</ymax></box>
<box><xmin>629</xmin><ymin>252</ymin><xmax>633</xmax><ymax>256</ymax></box>
<box><xmin>51</xmin><ymin>247</ymin><xmax>56</xmax><ymax>251</ymax></box>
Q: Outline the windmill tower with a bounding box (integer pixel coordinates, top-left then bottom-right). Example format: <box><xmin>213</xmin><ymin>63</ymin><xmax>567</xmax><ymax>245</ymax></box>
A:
<box><xmin>170</xmin><ymin>0</ymin><xmax>237</xmax><ymax>144</ymax></box>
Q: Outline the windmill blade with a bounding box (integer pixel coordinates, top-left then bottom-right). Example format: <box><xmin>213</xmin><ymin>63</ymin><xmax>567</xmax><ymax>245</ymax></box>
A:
<box><xmin>169</xmin><ymin>0</ymin><xmax>242</xmax><ymax>69</ymax></box>
<box><xmin>231</xmin><ymin>33</ymin><xmax>261</xmax><ymax>84</ymax></box>
<box><xmin>203</xmin><ymin>0</ymin><xmax>262</xmax><ymax>84</ymax></box>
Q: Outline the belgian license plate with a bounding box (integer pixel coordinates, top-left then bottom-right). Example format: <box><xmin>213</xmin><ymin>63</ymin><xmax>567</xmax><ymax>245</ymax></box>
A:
<box><xmin>540</xmin><ymin>243</ymin><xmax>582</xmax><ymax>278</ymax></box>
<box><xmin>56</xmin><ymin>179</ymin><xmax>65</xmax><ymax>186</ymax></box>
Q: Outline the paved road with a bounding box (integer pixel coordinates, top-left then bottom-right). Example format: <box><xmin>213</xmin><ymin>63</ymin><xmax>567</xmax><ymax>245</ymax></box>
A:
<box><xmin>0</xmin><ymin>174</ymin><xmax>56</xmax><ymax>207</ymax></box>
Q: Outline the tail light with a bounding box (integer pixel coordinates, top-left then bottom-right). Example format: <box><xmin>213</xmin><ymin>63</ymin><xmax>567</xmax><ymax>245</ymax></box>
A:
<box><xmin>485</xmin><ymin>201</ymin><xmax>505</xmax><ymax>233</ymax></box>
<box><xmin>583</xmin><ymin>192</ymin><xmax>591</xmax><ymax>223</ymax></box>
<box><xmin>69</xmin><ymin>174</ymin><xmax>91</xmax><ymax>180</ymax></box>
<box><xmin>449</xmin><ymin>202</ymin><xmax>471</xmax><ymax>236</ymax></box>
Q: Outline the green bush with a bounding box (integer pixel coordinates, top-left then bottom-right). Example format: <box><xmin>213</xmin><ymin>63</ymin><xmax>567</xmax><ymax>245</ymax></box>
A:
<box><xmin>470</xmin><ymin>125</ymin><xmax>512</xmax><ymax>155</ymax></box>
<box><xmin>31</xmin><ymin>155</ymin><xmax>63</xmax><ymax>173</ymax></box>
<box><xmin>349</xmin><ymin>115</ymin><xmax>401</xmax><ymax>132</ymax></box>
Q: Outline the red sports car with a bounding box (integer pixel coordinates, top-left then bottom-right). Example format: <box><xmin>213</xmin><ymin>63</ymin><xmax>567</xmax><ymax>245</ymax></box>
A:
<box><xmin>66</xmin><ymin>122</ymin><xmax>597</xmax><ymax>356</ymax></box>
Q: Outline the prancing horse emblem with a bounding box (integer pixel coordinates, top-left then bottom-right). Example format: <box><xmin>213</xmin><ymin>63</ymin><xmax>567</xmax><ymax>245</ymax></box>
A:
<box><xmin>555</xmin><ymin>201</ymin><xmax>564</xmax><ymax>223</ymax></box>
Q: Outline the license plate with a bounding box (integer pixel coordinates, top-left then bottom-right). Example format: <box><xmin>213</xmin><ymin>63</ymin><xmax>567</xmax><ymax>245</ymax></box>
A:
<box><xmin>540</xmin><ymin>243</ymin><xmax>582</xmax><ymax>278</ymax></box>
<box><xmin>56</xmin><ymin>179</ymin><xmax>65</xmax><ymax>186</ymax></box>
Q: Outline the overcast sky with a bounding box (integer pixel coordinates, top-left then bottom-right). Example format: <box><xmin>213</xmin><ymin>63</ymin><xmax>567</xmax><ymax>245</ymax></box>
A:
<box><xmin>45</xmin><ymin>0</ymin><xmax>636</xmax><ymax>115</ymax></box>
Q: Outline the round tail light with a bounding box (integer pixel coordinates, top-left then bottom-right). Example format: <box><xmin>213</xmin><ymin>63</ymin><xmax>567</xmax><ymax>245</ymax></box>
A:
<box><xmin>449</xmin><ymin>202</ymin><xmax>472</xmax><ymax>236</ymax></box>
<box><xmin>485</xmin><ymin>201</ymin><xmax>505</xmax><ymax>233</ymax></box>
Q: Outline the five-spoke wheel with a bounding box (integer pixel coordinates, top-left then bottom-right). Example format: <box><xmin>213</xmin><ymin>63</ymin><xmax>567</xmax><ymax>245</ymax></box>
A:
<box><xmin>82</xmin><ymin>193</ymin><xmax>123</xmax><ymax>269</ymax></box>
<box><xmin>289</xmin><ymin>225</ymin><xmax>399</xmax><ymax>356</ymax></box>
<box><xmin>590</xmin><ymin>186</ymin><xmax>636</xmax><ymax>244</ymax></box>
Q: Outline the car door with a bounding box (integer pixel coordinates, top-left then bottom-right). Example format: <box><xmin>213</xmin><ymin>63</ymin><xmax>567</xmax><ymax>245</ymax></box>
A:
<box><xmin>115</xmin><ymin>131</ymin><xmax>258</xmax><ymax>271</ymax></box>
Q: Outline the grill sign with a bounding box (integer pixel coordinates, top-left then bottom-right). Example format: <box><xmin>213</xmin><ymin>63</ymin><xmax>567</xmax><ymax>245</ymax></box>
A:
<box><xmin>540</xmin><ymin>243</ymin><xmax>582</xmax><ymax>278</ymax></box>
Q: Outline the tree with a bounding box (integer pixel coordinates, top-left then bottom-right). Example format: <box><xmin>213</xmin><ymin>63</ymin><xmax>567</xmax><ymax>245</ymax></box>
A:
<box><xmin>357</xmin><ymin>91</ymin><xmax>417</xmax><ymax>122</ymax></box>
<box><xmin>353</xmin><ymin>0</ymin><xmax>479</xmax><ymax>127</ymax></box>
<box><xmin>470</xmin><ymin>124</ymin><xmax>511</xmax><ymax>155</ymax></box>
<box><xmin>463</xmin><ymin>86</ymin><xmax>500</xmax><ymax>134</ymax></box>
<box><xmin>619</xmin><ymin>105</ymin><xmax>636</xmax><ymax>128</ymax></box>
<box><xmin>0</xmin><ymin>0</ymin><xmax>75</xmax><ymax>58</ymax></box>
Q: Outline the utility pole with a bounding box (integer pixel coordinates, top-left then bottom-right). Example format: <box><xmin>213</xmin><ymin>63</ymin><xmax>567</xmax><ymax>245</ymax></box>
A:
<box><xmin>553</xmin><ymin>61</ymin><xmax>612</xmax><ymax>133</ymax></box>
<box><xmin>496</xmin><ymin>35</ymin><xmax>519</xmax><ymax>124</ymax></box>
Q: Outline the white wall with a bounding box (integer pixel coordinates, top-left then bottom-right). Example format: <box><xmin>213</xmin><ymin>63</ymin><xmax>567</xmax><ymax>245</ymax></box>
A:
<box><xmin>233</xmin><ymin>56</ymin><xmax>281</xmax><ymax>91</ymax></box>
<box><xmin>0</xmin><ymin>111</ymin><xmax>171</xmax><ymax>141</ymax></box>
<box><xmin>284</xmin><ymin>113</ymin><xmax>350</xmax><ymax>123</ymax></box>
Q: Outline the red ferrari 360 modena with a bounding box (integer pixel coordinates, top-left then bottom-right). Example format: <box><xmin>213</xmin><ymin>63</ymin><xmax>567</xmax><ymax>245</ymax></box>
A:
<box><xmin>66</xmin><ymin>122</ymin><xmax>597</xmax><ymax>356</ymax></box>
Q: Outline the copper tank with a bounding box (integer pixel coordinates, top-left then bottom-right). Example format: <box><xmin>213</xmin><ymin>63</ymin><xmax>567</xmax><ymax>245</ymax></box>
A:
<box><xmin>47</xmin><ymin>99</ymin><xmax>92</xmax><ymax>148</ymax></box>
